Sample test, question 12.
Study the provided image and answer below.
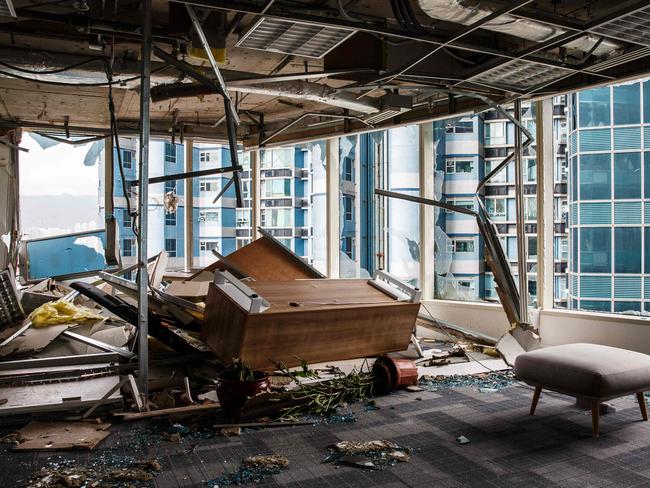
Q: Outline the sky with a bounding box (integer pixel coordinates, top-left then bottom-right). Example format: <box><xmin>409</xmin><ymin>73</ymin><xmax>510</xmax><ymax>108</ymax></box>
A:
<box><xmin>19</xmin><ymin>132</ymin><xmax>101</xmax><ymax>196</ymax></box>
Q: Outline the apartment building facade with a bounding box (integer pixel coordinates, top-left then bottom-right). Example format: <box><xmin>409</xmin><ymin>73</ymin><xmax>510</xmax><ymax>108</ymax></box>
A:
<box><xmin>433</xmin><ymin>99</ymin><xmax>569</xmax><ymax>306</ymax></box>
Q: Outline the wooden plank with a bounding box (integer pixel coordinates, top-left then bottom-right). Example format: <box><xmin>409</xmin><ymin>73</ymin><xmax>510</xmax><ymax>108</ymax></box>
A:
<box><xmin>113</xmin><ymin>402</ymin><xmax>221</xmax><ymax>420</ymax></box>
<box><xmin>14</xmin><ymin>421</ymin><xmax>111</xmax><ymax>451</ymax></box>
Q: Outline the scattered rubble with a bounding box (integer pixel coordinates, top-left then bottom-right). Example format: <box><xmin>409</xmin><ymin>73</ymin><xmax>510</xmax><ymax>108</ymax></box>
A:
<box><xmin>325</xmin><ymin>440</ymin><xmax>412</xmax><ymax>469</ymax></box>
<box><xmin>24</xmin><ymin>456</ymin><xmax>162</xmax><ymax>487</ymax></box>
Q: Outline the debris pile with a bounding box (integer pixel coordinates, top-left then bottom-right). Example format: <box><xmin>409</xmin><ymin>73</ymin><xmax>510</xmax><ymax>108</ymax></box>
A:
<box><xmin>207</xmin><ymin>454</ymin><xmax>289</xmax><ymax>487</ymax></box>
<box><xmin>324</xmin><ymin>440</ymin><xmax>412</xmax><ymax>470</ymax></box>
<box><xmin>25</xmin><ymin>456</ymin><xmax>162</xmax><ymax>487</ymax></box>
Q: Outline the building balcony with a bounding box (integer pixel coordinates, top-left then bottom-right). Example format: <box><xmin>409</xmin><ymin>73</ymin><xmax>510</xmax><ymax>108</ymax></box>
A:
<box><xmin>262</xmin><ymin>198</ymin><xmax>293</xmax><ymax>207</ymax></box>
<box><xmin>262</xmin><ymin>168</ymin><xmax>292</xmax><ymax>178</ymax></box>
<box><xmin>263</xmin><ymin>227</ymin><xmax>293</xmax><ymax>237</ymax></box>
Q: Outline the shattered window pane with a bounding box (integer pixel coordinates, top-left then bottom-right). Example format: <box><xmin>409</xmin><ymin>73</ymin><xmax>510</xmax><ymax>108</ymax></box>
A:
<box><xmin>433</xmin><ymin>104</ymin><xmax>544</xmax><ymax>306</ymax></box>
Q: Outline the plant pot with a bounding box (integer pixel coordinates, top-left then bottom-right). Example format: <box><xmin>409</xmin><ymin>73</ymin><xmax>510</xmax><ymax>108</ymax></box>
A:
<box><xmin>216</xmin><ymin>371</ymin><xmax>270</xmax><ymax>418</ymax></box>
<box><xmin>373</xmin><ymin>356</ymin><xmax>418</xmax><ymax>392</ymax></box>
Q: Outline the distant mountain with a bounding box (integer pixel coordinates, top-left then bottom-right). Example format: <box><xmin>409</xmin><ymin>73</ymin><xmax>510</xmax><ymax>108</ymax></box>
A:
<box><xmin>20</xmin><ymin>194</ymin><xmax>102</xmax><ymax>238</ymax></box>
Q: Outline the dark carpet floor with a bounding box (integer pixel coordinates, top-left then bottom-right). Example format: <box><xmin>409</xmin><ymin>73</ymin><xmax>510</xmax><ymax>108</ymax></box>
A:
<box><xmin>4</xmin><ymin>382</ymin><xmax>650</xmax><ymax>487</ymax></box>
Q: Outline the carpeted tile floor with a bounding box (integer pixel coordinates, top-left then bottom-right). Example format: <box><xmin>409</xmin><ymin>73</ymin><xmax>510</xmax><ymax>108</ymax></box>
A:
<box><xmin>4</xmin><ymin>383</ymin><xmax>650</xmax><ymax>487</ymax></box>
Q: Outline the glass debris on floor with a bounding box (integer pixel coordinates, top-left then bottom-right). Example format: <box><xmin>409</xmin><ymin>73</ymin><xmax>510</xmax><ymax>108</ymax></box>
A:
<box><xmin>207</xmin><ymin>454</ymin><xmax>289</xmax><ymax>487</ymax></box>
<box><xmin>419</xmin><ymin>371</ymin><xmax>516</xmax><ymax>391</ymax></box>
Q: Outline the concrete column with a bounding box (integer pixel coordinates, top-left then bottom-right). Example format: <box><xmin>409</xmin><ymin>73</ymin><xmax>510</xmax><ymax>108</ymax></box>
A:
<box><xmin>419</xmin><ymin>123</ymin><xmax>435</xmax><ymax>300</ymax></box>
<box><xmin>326</xmin><ymin>138</ymin><xmax>340</xmax><ymax>278</ymax></box>
<box><xmin>251</xmin><ymin>149</ymin><xmax>261</xmax><ymax>239</ymax></box>
<box><xmin>536</xmin><ymin>99</ymin><xmax>555</xmax><ymax>311</ymax></box>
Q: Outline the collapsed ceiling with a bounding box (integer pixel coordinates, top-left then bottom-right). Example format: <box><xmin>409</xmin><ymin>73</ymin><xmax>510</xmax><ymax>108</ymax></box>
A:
<box><xmin>0</xmin><ymin>0</ymin><xmax>648</xmax><ymax>146</ymax></box>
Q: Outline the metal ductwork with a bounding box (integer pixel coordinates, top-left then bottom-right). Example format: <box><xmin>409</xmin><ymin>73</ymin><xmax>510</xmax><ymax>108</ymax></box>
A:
<box><xmin>227</xmin><ymin>80</ymin><xmax>380</xmax><ymax>114</ymax></box>
<box><xmin>416</xmin><ymin>0</ymin><xmax>623</xmax><ymax>58</ymax></box>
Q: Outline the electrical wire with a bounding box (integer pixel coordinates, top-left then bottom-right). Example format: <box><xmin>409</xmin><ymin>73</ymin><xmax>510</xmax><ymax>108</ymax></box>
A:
<box><xmin>0</xmin><ymin>56</ymin><xmax>104</xmax><ymax>75</ymax></box>
<box><xmin>0</xmin><ymin>64</ymin><xmax>170</xmax><ymax>87</ymax></box>
<box><xmin>103</xmin><ymin>45</ymin><xmax>139</xmax><ymax>242</ymax></box>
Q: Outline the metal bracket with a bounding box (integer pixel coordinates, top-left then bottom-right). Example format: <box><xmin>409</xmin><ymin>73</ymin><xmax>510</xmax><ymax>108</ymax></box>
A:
<box><xmin>213</xmin><ymin>269</ymin><xmax>269</xmax><ymax>313</ymax></box>
<box><xmin>368</xmin><ymin>269</ymin><xmax>421</xmax><ymax>303</ymax></box>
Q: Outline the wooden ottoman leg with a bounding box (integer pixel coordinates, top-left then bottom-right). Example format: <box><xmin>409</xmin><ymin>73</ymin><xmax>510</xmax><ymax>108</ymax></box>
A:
<box><xmin>530</xmin><ymin>386</ymin><xmax>542</xmax><ymax>415</ymax></box>
<box><xmin>636</xmin><ymin>392</ymin><xmax>648</xmax><ymax>421</ymax></box>
<box><xmin>592</xmin><ymin>401</ymin><xmax>600</xmax><ymax>437</ymax></box>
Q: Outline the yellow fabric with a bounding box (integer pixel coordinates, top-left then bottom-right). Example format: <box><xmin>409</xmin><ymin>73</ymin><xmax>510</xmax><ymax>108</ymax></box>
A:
<box><xmin>28</xmin><ymin>300</ymin><xmax>103</xmax><ymax>328</ymax></box>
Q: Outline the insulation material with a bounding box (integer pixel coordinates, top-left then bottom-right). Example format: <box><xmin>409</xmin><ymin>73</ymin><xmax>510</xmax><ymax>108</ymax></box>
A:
<box><xmin>28</xmin><ymin>299</ymin><xmax>103</xmax><ymax>327</ymax></box>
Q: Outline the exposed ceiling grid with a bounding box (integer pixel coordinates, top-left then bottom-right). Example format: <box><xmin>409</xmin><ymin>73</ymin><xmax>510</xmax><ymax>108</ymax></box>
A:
<box><xmin>472</xmin><ymin>59</ymin><xmax>575</xmax><ymax>91</ymax></box>
<box><xmin>236</xmin><ymin>17</ymin><xmax>355</xmax><ymax>59</ymax></box>
<box><xmin>590</xmin><ymin>6</ymin><xmax>650</xmax><ymax>47</ymax></box>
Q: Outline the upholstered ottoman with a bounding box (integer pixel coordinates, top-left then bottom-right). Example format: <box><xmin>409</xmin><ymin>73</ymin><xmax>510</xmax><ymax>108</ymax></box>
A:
<box><xmin>514</xmin><ymin>343</ymin><xmax>650</xmax><ymax>436</ymax></box>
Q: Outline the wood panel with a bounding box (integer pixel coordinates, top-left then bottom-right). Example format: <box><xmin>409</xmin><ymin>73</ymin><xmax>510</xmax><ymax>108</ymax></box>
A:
<box><xmin>247</xmin><ymin>279</ymin><xmax>396</xmax><ymax>313</ymax></box>
<box><xmin>201</xmin><ymin>280</ymin><xmax>419</xmax><ymax>370</ymax></box>
<box><xmin>191</xmin><ymin>236</ymin><xmax>321</xmax><ymax>282</ymax></box>
<box><xmin>201</xmin><ymin>282</ymin><xmax>248</xmax><ymax>364</ymax></box>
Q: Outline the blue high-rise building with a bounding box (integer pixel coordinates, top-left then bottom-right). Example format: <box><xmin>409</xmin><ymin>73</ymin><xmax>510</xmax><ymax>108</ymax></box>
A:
<box><xmin>567</xmin><ymin>78</ymin><xmax>650</xmax><ymax>313</ymax></box>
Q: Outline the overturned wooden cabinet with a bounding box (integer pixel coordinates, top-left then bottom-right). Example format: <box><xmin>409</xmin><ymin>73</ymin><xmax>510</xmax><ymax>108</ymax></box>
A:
<box><xmin>201</xmin><ymin>270</ymin><xmax>421</xmax><ymax>370</ymax></box>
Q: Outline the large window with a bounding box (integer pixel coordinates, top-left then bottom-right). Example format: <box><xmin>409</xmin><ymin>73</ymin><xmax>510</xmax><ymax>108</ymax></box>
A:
<box><xmin>580</xmin><ymin>227</ymin><xmax>611</xmax><ymax>273</ymax></box>
<box><xmin>613</xmin><ymin>83</ymin><xmax>640</xmax><ymax>125</ymax></box>
<box><xmin>615</xmin><ymin>228</ymin><xmax>641</xmax><ymax>274</ymax></box>
<box><xmin>578</xmin><ymin>87</ymin><xmax>610</xmax><ymax>127</ymax></box>
<box><xmin>614</xmin><ymin>153</ymin><xmax>641</xmax><ymax>199</ymax></box>
<box><xmin>261</xmin><ymin>179</ymin><xmax>291</xmax><ymax>198</ymax></box>
<box><xmin>580</xmin><ymin>154</ymin><xmax>610</xmax><ymax>200</ymax></box>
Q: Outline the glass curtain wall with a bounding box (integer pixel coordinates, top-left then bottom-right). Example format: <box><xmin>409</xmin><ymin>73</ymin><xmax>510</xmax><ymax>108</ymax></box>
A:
<box><xmin>566</xmin><ymin>78</ymin><xmax>650</xmax><ymax>314</ymax></box>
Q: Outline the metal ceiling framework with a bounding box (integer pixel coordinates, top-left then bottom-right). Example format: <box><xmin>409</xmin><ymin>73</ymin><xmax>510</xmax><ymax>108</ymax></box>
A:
<box><xmin>165</xmin><ymin>0</ymin><xmax>650</xmax><ymax>145</ymax></box>
<box><xmin>0</xmin><ymin>1</ymin><xmax>647</xmax><ymax>145</ymax></box>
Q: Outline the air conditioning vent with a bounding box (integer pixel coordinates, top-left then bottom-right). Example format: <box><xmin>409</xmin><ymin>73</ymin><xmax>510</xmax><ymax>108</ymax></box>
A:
<box><xmin>236</xmin><ymin>17</ymin><xmax>355</xmax><ymax>59</ymax></box>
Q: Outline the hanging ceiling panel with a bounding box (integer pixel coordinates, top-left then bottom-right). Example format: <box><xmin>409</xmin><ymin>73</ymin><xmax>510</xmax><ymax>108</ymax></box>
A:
<box><xmin>236</xmin><ymin>17</ymin><xmax>356</xmax><ymax>59</ymax></box>
<box><xmin>590</xmin><ymin>6</ymin><xmax>650</xmax><ymax>47</ymax></box>
<box><xmin>472</xmin><ymin>59</ymin><xmax>575</xmax><ymax>91</ymax></box>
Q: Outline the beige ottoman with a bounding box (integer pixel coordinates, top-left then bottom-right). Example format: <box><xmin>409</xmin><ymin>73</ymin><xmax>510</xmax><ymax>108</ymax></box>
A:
<box><xmin>514</xmin><ymin>343</ymin><xmax>650</xmax><ymax>436</ymax></box>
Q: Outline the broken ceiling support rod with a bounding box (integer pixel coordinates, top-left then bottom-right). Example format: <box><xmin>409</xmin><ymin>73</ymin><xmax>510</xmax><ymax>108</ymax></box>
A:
<box><xmin>151</xmin><ymin>45</ymin><xmax>243</xmax><ymax>207</ymax></box>
<box><xmin>183</xmin><ymin>4</ymin><xmax>246</xmax><ymax>208</ymax></box>
<box><xmin>374</xmin><ymin>189</ymin><xmax>523</xmax><ymax>328</ymax></box>
<box><xmin>260</xmin><ymin>112</ymin><xmax>374</xmax><ymax>146</ymax></box>
<box><xmin>129</xmin><ymin>164</ymin><xmax>243</xmax><ymax>186</ymax></box>
<box><xmin>185</xmin><ymin>3</ymin><xmax>239</xmax><ymax>126</ymax></box>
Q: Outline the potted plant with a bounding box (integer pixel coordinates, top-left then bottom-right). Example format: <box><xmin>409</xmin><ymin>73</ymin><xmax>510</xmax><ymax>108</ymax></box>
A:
<box><xmin>216</xmin><ymin>359</ymin><xmax>270</xmax><ymax>419</ymax></box>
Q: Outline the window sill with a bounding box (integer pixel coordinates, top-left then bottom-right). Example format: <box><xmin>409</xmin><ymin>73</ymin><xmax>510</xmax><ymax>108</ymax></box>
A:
<box><xmin>541</xmin><ymin>307</ymin><xmax>650</xmax><ymax>327</ymax></box>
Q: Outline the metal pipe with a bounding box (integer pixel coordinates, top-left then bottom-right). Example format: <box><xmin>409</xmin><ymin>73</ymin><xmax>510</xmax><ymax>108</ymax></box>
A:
<box><xmin>130</xmin><ymin>164</ymin><xmax>243</xmax><ymax>185</ymax></box>
<box><xmin>260</xmin><ymin>112</ymin><xmax>374</xmax><ymax>145</ymax></box>
<box><xmin>513</xmin><ymin>98</ymin><xmax>528</xmax><ymax>324</ymax></box>
<box><xmin>136</xmin><ymin>0</ymin><xmax>152</xmax><ymax>399</ymax></box>
<box><xmin>185</xmin><ymin>4</ymin><xmax>240</xmax><ymax>126</ymax></box>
